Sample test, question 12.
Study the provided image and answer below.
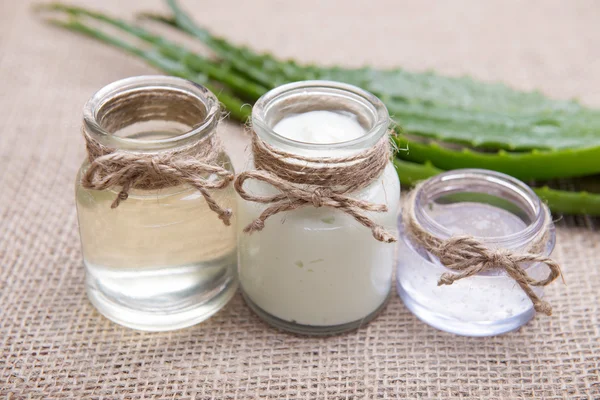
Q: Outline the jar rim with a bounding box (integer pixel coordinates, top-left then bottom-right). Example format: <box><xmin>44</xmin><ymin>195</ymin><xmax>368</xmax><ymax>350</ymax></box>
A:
<box><xmin>251</xmin><ymin>80</ymin><xmax>390</xmax><ymax>151</ymax></box>
<box><xmin>83</xmin><ymin>75</ymin><xmax>220</xmax><ymax>151</ymax></box>
<box><xmin>412</xmin><ymin>169</ymin><xmax>549</xmax><ymax>248</ymax></box>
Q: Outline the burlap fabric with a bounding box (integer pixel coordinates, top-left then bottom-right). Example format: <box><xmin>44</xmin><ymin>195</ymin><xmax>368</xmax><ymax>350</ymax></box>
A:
<box><xmin>1</xmin><ymin>1</ymin><xmax>598</xmax><ymax>398</ymax></box>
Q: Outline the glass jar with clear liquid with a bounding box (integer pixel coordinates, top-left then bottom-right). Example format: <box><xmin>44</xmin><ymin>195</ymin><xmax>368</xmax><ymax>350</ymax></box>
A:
<box><xmin>76</xmin><ymin>76</ymin><xmax>237</xmax><ymax>331</ymax></box>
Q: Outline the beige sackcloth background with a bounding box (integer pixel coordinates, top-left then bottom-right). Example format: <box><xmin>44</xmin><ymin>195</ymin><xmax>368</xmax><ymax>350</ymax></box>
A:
<box><xmin>1</xmin><ymin>0</ymin><xmax>599</xmax><ymax>398</ymax></box>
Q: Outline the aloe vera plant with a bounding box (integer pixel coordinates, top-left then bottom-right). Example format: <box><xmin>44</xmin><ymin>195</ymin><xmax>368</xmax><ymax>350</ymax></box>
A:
<box><xmin>393</xmin><ymin>158</ymin><xmax>600</xmax><ymax>216</ymax></box>
<box><xmin>395</xmin><ymin>136</ymin><xmax>600</xmax><ymax>180</ymax></box>
<box><xmin>35</xmin><ymin>2</ymin><xmax>600</xmax><ymax>215</ymax></box>
<box><xmin>158</xmin><ymin>0</ymin><xmax>600</xmax><ymax>151</ymax></box>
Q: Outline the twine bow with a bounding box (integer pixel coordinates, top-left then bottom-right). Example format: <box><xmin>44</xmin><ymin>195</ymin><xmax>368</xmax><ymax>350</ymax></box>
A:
<box><xmin>235</xmin><ymin>170</ymin><xmax>396</xmax><ymax>243</ymax></box>
<box><xmin>403</xmin><ymin>185</ymin><xmax>563</xmax><ymax>316</ymax></box>
<box><xmin>82</xmin><ymin>131</ymin><xmax>234</xmax><ymax>225</ymax></box>
<box><xmin>234</xmin><ymin>130</ymin><xmax>397</xmax><ymax>243</ymax></box>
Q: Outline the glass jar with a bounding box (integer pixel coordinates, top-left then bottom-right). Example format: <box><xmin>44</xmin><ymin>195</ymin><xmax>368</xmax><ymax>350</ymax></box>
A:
<box><xmin>76</xmin><ymin>76</ymin><xmax>237</xmax><ymax>331</ymax></box>
<box><xmin>237</xmin><ymin>81</ymin><xmax>400</xmax><ymax>335</ymax></box>
<box><xmin>397</xmin><ymin>169</ymin><xmax>556</xmax><ymax>337</ymax></box>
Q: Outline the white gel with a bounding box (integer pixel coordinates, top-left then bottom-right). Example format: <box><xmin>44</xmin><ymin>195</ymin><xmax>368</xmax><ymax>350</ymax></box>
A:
<box><xmin>398</xmin><ymin>203</ymin><xmax>547</xmax><ymax>324</ymax></box>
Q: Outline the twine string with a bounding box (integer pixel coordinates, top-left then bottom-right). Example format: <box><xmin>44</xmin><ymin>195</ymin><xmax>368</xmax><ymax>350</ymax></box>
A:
<box><xmin>234</xmin><ymin>130</ymin><xmax>397</xmax><ymax>243</ymax></box>
<box><xmin>402</xmin><ymin>185</ymin><xmax>562</xmax><ymax>316</ymax></box>
<box><xmin>80</xmin><ymin>88</ymin><xmax>234</xmax><ymax>225</ymax></box>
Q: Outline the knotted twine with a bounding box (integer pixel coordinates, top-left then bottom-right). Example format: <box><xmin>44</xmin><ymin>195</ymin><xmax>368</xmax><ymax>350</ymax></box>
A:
<box><xmin>402</xmin><ymin>183</ymin><xmax>563</xmax><ymax>316</ymax></box>
<box><xmin>234</xmin><ymin>130</ymin><xmax>397</xmax><ymax>243</ymax></box>
<box><xmin>80</xmin><ymin>89</ymin><xmax>234</xmax><ymax>225</ymax></box>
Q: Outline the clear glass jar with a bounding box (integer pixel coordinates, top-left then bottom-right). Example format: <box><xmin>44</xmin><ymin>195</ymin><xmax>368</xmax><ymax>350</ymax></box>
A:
<box><xmin>397</xmin><ymin>169</ymin><xmax>556</xmax><ymax>337</ymax></box>
<box><xmin>237</xmin><ymin>81</ymin><xmax>400</xmax><ymax>335</ymax></box>
<box><xmin>76</xmin><ymin>76</ymin><xmax>237</xmax><ymax>331</ymax></box>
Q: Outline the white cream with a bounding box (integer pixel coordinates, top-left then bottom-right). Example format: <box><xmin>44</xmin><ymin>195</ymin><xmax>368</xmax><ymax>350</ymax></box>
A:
<box><xmin>398</xmin><ymin>203</ymin><xmax>547</xmax><ymax>323</ymax></box>
<box><xmin>273</xmin><ymin>110</ymin><xmax>365</xmax><ymax>143</ymax></box>
<box><xmin>238</xmin><ymin>110</ymin><xmax>399</xmax><ymax>327</ymax></box>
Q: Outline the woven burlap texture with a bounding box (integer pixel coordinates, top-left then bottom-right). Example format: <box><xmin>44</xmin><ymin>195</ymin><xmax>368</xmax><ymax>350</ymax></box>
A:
<box><xmin>1</xmin><ymin>1</ymin><xmax>599</xmax><ymax>398</ymax></box>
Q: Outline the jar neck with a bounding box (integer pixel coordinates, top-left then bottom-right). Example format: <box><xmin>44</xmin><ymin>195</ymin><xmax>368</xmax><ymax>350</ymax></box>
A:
<box><xmin>413</xmin><ymin>169</ymin><xmax>551</xmax><ymax>250</ymax></box>
<box><xmin>251</xmin><ymin>80</ymin><xmax>390</xmax><ymax>157</ymax></box>
<box><xmin>83</xmin><ymin>76</ymin><xmax>220</xmax><ymax>154</ymax></box>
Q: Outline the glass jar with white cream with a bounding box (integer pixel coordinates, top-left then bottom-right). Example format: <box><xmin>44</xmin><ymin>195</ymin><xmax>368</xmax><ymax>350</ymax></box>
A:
<box><xmin>236</xmin><ymin>81</ymin><xmax>399</xmax><ymax>335</ymax></box>
<box><xmin>397</xmin><ymin>169</ymin><xmax>558</xmax><ymax>337</ymax></box>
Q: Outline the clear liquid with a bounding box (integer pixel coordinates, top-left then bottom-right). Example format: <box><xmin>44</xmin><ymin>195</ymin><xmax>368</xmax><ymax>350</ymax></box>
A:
<box><xmin>76</xmin><ymin>165</ymin><xmax>237</xmax><ymax>331</ymax></box>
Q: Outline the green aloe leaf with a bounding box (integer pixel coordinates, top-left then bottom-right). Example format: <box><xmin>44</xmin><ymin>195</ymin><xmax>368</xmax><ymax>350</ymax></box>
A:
<box><xmin>34</xmin><ymin>2</ymin><xmax>600</xmax><ymax>215</ymax></box>
<box><xmin>393</xmin><ymin>158</ymin><xmax>600</xmax><ymax>216</ymax></box>
<box><xmin>37</xmin><ymin>3</ymin><xmax>268</xmax><ymax>103</ymax></box>
<box><xmin>35</xmin><ymin>5</ymin><xmax>252</xmax><ymax>121</ymax></box>
<box><xmin>160</xmin><ymin>0</ymin><xmax>600</xmax><ymax>151</ymax></box>
<box><xmin>161</xmin><ymin>0</ymin><xmax>290</xmax><ymax>87</ymax></box>
<box><xmin>395</xmin><ymin>135</ymin><xmax>600</xmax><ymax>180</ymax></box>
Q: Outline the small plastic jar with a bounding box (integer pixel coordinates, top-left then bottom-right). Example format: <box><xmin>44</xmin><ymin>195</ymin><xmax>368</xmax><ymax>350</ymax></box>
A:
<box><xmin>397</xmin><ymin>169</ymin><xmax>556</xmax><ymax>336</ymax></box>
<box><xmin>76</xmin><ymin>76</ymin><xmax>237</xmax><ymax>331</ymax></box>
<box><xmin>236</xmin><ymin>81</ymin><xmax>400</xmax><ymax>335</ymax></box>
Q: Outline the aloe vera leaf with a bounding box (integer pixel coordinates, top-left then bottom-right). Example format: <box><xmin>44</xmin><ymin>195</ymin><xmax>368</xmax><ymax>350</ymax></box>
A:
<box><xmin>315</xmin><ymin>68</ymin><xmax>600</xmax><ymax>150</ymax></box>
<box><xmin>165</xmin><ymin>0</ymin><xmax>328</xmax><ymax>84</ymax></box>
<box><xmin>384</xmin><ymin>99</ymin><xmax>600</xmax><ymax>151</ymax></box>
<box><xmin>323</xmin><ymin>66</ymin><xmax>600</xmax><ymax>150</ymax></box>
<box><xmin>79</xmin><ymin>4</ymin><xmax>600</xmax><ymax>151</ymax></box>
<box><xmin>325</xmin><ymin>67</ymin><xmax>579</xmax><ymax>113</ymax></box>
<box><xmin>40</xmin><ymin>5</ymin><xmax>600</xmax><ymax>171</ymax></box>
<box><xmin>163</xmin><ymin>0</ymin><xmax>295</xmax><ymax>86</ymax></box>
<box><xmin>533</xmin><ymin>186</ymin><xmax>600</xmax><ymax>215</ymax></box>
<box><xmin>36</xmin><ymin>4</ymin><xmax>600</xmax><ymax>216</ymax></box>
<box><xmin>38</xmin><ymin>12</ymin><xmax>251</xmax><ymax>121</ymax></box>
<box><xmin>163</xmin><ymin>0</ymin><xmax>600</xmax><ymax>151</ymax></box>
<box><xmin>141</xmin><ymin>10</ymin><xmax>309</xmax><ymax>92</ymax></box>
<box><xmin>36</xmin><ymin>3</ymin><xmax>596</xmax><ymax>175</ymax></box>
<box><xmin>163</xmin><ymin>0</ymin><xmax>589</xmax><ymax>121</ymax></box>
<box><xmin>395</xmin><ymin>135</ymin><xmax>600</xmax><ymax>180</ymax></box>
<box><xmin>163</xmin><ymin>1</ymin><xmax>355</xmax><ymax>83</ymax></box>
<box><xmin>393</xmin><ymin>158</ymin><xmax>600</xmax><ymax>216</ymax></box>
<box><xmin>41</xmin><ymin>3</ymin><xmax>274</xmax><ymax>106</ymax></box>
<box><xmin>393</xmin><ymin>158</ymin><xmax>441</xmax><ymax>187</ymax></box>
<box><xmin>38</xmin><ymin>3</ymin><xmax>268</xmax><ymax>102</ymax></box>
